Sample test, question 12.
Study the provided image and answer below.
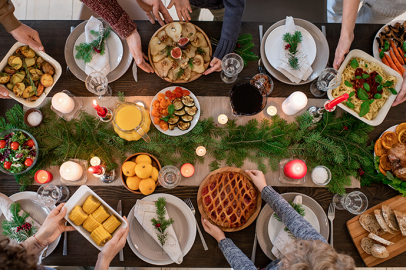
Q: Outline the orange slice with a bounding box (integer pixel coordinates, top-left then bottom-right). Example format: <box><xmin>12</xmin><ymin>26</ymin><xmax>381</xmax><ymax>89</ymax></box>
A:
<box><xmin>381</xmin><ymin>131</ymin><xmax>399</xmax><ymax>149</ymax></box>
<box><xmin>398</xmin><ymin>129</ymin><xmax>406</xmax><ymax>144</ymax></box>
<box><xmin>396</xmin><ymin>123</ymin><xmax>406</xmax><ymax>135</ymax></box>
<box><xmin>374</xmin><ymin>138</ymin><xmax>387</xmax><ymax>157</ymax></box>
<box><xmin>379</xmin><ymin>154</ymin><xmax>391</xmax><ymax>171</ymax></box>
<box><xmin>379</xmin><ymin>164</ymin><xmax>387</xmax><ymax>176</ymax></box>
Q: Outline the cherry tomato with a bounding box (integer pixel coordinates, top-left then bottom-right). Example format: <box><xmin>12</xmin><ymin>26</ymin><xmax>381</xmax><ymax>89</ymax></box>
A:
<box><xmin>182</xmin><ymin>90</ymin><xmax>190</xmax><ymax>96</ymax></box>
<box><xmin>3</xmin><ymin>161</ymin><xmax>11</xmax><ymax>170</ymax></box>
<box><xmin>165</xmin><ymin>91</ymin><xmax>172</xmax><ymax>97</ymax></box>
<box><xmin>26</xmin><ymin>139</ymin><xmax>35</xmax><ymax>148</ymax></box>
<box><xmin>24</xmin><ymin>158</ymin><xmax>33</xmax><ymax>167</ymax></box>
<box><xmin>0</xmin><ymin>140</ymin><xmax>5</xmax><ymax>149</ymax></box>
<box><xmin>10</xmin><ymin>142</ymin><xmax>19</xmax><ymax>150</ymax></box>
<box><xmin>175</xmin><ymin>91</ymin><xmax>183</xmax><ymax>98</ymax></box>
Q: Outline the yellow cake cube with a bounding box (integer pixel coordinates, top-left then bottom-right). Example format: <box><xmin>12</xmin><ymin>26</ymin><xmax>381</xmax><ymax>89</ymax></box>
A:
<box><xmin>91</xmin><ymin>205</ymin><xmax>110</xmax><ymax>223</ymax></box>
<box><xmin>83</xmin><ymin>214</ymin><xmax>101</xmax><ymax>232</ymax></box>
<box><xmin>102</xmin><ymin>215</ymin><xmax>122</xmax><ymax>234</ymax></box>
<box><xmin>82</xmin><ymin>195</ymin><xmax>101</xmax><ymax>214</ymax></box>
<box><xmin>90</xmin><ymin>225</ymin><xmax>112</xmax><ymax>246</ymax></box>
<box><xmin>68</xmin><ymin>206</ymin><xmax>88</xmax><ymax>226</ymax></box>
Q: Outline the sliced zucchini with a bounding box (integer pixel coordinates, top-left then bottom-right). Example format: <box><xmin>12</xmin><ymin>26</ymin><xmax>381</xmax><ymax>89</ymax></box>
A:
<box><xmin>172</xmin><ymin>98</ymin><xmax>184</xmax><ymax>110</ymax></box>
<box><xmin>168</xmin><ymin>115</ymin><xmax>179</xmax><ymax>125</ymax></box>
<box><xmin>169</xmin><ymin>124</ymin><xmax>177</xmax><ymax>130</ymax></box>
<box><xmin>177</xmin><ymin>121</ymin><xmax>191</xmax><ymax>131</ymax></box>
<box><xmin>181</xmin><ymin>114</ymin><xmax>193</xmax><ymax>122</ymax></box>
<box><xmin>185</xmin><ymin>106</ymin><xmax>197</xmax><ymax>116</ymax></box>
<box><xmin>182</xmin><ymin>95</ymin><xmax>194</xmax><ymax>107</ymax></box>
<box><xmin>174</xmin><ymin>108</ymin><xmax>186</xmax><ymax>116</ymax></box>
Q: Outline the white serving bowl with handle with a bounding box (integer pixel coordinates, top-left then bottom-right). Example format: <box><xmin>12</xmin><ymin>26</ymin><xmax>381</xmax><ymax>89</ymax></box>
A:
<box><xmin>0</xmin><ymin>42</ymin><xmax>62</xmax><ymax>108</ymax></box>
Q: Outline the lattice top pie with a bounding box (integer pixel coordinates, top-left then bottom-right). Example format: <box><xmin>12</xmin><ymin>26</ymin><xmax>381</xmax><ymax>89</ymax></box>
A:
<box><xmin>201</xmin><ymin>171</ymin><xmax>258</xmax><ymax>228</ymax></box>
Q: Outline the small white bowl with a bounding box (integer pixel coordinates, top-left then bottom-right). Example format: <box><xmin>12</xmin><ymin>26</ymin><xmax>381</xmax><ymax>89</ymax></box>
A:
<box><xmin>311</xmin><ymin>166</ymin><xmax>331</xmax><ymax>186</ymax></box>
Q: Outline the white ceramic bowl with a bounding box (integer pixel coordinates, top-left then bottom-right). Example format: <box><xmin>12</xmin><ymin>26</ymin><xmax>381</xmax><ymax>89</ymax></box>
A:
<box><xmin>327</xmin><ymin>49</ymin><xmax>403</xmax><ymax>126</ymax></box>
<box><xmin>0</xmin><ymin>42</ymin><xmax>62</xmax><ymax>108</ymax></box>
<box><xmin>64</xmin><ymin>185</ymin><xmax>128</xmax><ymax>251</ymax></box>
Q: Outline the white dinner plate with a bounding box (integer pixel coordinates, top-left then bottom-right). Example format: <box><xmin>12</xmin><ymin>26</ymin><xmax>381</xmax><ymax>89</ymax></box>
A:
<box><xmin>73</xmin><ymin>31</ymin><xmax>123</xmax><ymax>73</ymax></box>
<box><xmin>372</xmin><ymin>20</ymin><xmax>405</xmax><ymax>61</ymax></box>
<box><xmin>149</xmin><ymin>87</ymin><xmax>201</xmax><ymax>136</ymax></box>
<box><xmin>126</xmin><ymin>193</ymin><xmax>196</xmax><ymax>265</ymax></box>
<box><xmin>265</xmin><ymin>25</ymin><xmax>316</xmax><ymax>69</ymax></box>
<box><xmin>268</xmin><ymin>204</ymin><xmax>320</xmax><ymax>244</ymax></box>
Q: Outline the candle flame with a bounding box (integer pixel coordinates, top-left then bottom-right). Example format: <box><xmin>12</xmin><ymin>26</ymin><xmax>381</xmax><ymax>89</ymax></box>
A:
<box><xmin>93</xmin><ymin>100</ymin><xmax>97</xmax><ymax>106</ymax></box>
<box><xmin>59</xmin><ymin>98</ymin><xmax>64</xmax><ymax>103</ymax></box>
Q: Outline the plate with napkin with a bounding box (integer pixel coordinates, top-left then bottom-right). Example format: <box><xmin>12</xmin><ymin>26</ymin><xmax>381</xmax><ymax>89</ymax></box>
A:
<box><xmin>127</xmin><ymin>193</ymin><xmax>196</xmax><ymax>265</ymax></box>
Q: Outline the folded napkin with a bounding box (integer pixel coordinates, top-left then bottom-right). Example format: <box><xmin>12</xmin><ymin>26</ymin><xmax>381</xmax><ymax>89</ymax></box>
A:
<box><xmin>277</xmin><ymin>16</ymin><xmax>313</xmax><ymax>84</ymax></box>
<box><xmin>84</xmin><ymin>16</ymin><xmax>111</xmax><ymax>76</ymax></box>
<box><xmin>134</xmin><ymin>200</ymin><xmax>183</xmax><ymax>264</ymax></box>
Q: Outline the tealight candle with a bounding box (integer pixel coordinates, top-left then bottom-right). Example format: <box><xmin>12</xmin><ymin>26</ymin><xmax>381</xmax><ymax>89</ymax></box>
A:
<box><xmin>90</xmin><ymin>156</ymin><xmax>101</xmax><ymax>166</ymax></box>
<box><xmin>267</xmin><ymin>106</ymin><xmax>277</xmax><ymax>116</ymax></box>
<box><xmin>34</xmin><ymin>170</ymin><xmax>53</xmax><ymax>184</ymax></box>
<box><xmin>60</xmin><ymin>161</ymin><xmax>83</xmax><ymax>181</ymax></box>
<box><xmin>181</xmin><ymin>163</ymin><xmax>195</xmax><ymax>177</ymax></box>
<box><xmin>284</xmin><ymin>159</ymin><xmax>307</xmax><ymax>179</ymax></box>
<box><xmin>92</xmin><ymin>100</ymin><xmax>107</xmax><ymax>117</ymax></box>
<box><xmin>281</xmin><ymin>91</ymin><xmax>308</xmax><ymax>115</ymax></box>
<box><xmin>218</xmin><ymin>114</ymin><xmax>228</xmax><ymax>125</ymax></box>
<box><xmin>196</xmin><ymin>146</ymin><xmax>207</xmax><ymax>156</ymax></box>
<box><xmin>89</xmin><ymin>165</ymin><xmax>103</xmax><ymax>175</ymax></box>
<box><xmin>52</xmin><ymin>92</ymin><xmax>75</xmax><ymax>114</ymax></box>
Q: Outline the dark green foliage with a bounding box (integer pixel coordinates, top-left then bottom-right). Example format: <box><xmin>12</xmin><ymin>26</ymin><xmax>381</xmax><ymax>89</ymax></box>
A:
<box><xmin>75</xmin><ymin>27</ymin><xmax>111</xmax><ymax>63</ymax></box>
<box><xmin>151</xmin><ymin>197</ymin><xmax>174</xmax><ymax>246</ymax></box>
<box><xmin>2</xmin><ymin>203</ymin><xmax>37</xmax><ymax>242</ymax></box>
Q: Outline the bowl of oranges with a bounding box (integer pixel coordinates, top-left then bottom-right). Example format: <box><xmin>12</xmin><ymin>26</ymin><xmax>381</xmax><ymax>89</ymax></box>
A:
<box><xmin>121</xmin><ymin>153</ymin><xmax>161</xmax><ymax>195</ymax></box>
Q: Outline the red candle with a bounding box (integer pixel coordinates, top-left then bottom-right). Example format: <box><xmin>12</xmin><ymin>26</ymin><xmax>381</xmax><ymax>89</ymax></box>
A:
<box><xmin>92</xmin><ymin>100</ymin><xmax>107</xmax><ymax>117</ymax></box>
<box><xmin>180</xmin><ymin>163</ymin><xmax>195</xmax><ymax>178</ymax></box>
<box><xmin>284</xmin><ymin>160</ymin><xmax>307</xmax><ymax>179</ymax></box>
<box><xmin>325</xmin><ymin>93</ymin><xmax>349</xmax><ymax>111</ymax></box>
<box><xmin>34</xmin><ymin>170</ymin><xmax>53</xmax><ymax>184</ymax></box>
<box><xmin>89</xmin><ymin>165</ymin><xmax>103</xmax><ymax>175</ymax></box>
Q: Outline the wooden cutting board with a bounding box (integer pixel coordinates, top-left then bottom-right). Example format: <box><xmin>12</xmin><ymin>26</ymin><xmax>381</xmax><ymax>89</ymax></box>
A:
<box><xmin>347</xmin><ymin>195</ymin><xmax>406</xmax><ymax>267</ymax></box>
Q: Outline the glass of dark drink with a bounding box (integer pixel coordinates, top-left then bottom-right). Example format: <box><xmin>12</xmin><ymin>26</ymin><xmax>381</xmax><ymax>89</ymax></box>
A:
<box><xmin>230</xmin><ymin>81</ymin><xmax>267</xmax><ymax>116</ymax></box>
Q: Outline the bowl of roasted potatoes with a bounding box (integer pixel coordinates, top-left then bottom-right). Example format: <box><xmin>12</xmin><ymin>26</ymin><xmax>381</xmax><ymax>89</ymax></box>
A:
<box><xmin>64</xmin><ymin>185</ymin><xmax>128</xmax><ymax>250</ymax></box>
<box><xmin>0</xmin><ymin>42</ymin><xmax>61</xmax><ymax>107</ymax></box>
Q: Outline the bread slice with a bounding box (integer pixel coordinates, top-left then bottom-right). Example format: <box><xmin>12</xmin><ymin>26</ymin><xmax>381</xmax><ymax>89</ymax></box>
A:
<box><xmin>374</xmin><ymin>209</ymin><xmax>396</xmax><ymax>234</ymax></box>
<box><xmin>382</xmin><ymin>204</ymin><xmax>400</xmax><ymax>231</ymax></box>
<box><xmin>359</xmin><ymin>213</ymin><xmax>385</xmax><ymax>236</ymax></box>
<box><xmin>370</xmin><ymin>244</ymin><xmax>389</xmax><ymax>258</ymax></box>
<box><xmin>394</xmin><ymin>210</ymin><xmax>406</xmax><ymax>236</ymax></box>
<box><xmin>368</xmin><ymin>232</ymin><xmax>394</xmax><ymax>246</ymax></box>
<box><xmin>360</xmin><ymin>237</ymin><xmax>375</xmax><ymax>255</ymax></box>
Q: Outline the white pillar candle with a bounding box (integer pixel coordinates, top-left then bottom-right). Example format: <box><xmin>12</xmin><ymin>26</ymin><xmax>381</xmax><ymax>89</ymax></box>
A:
<box><xmin>267</xmin><ymin>106</ymin><xmax>277</xmax><ymax>116</ymax></box>
<box><xmin>218</xmin><ymin>114</ymin><xmax>228</xmax><ymax>125</ymax></box>
<box><xmin>60</xmin><ymin>161</ymin><xmax>83</xmax><ymax>181</ymax></box>
<box><xmin>196</xmin><ymin>146</ymin><xmax>207</xmax><ymax>156</ymax></box>
<box><xmin>52</xmin><ymin>92</ymin><xmax>75</xmax><ymax>114</ymax></box>
<box><xmin>281</xmin><ymin>91</ymin><xmax>308</xmax><ymax>115</ymax></box>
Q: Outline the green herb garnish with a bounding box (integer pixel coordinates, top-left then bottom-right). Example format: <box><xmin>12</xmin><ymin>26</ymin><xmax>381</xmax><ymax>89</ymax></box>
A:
<box><xmin>364</xmin><ymin>83</ymin><xmax>370</xmax><ymax>91</ymax></box>
<box><xmin>374</xmin><ymin>93</ymin><xmax>382</xmax><ymax>99</ymax></box>
<box><xmin>389</xmin><ymin>88</ymin><xmax>398</xmax><ymax>95</ymax></box>
<box><xmin>344</xmin><ymin>80</ymin><xmax>353</xmax><ymax>87</ymax></box>
<box><xmin>362</xmin><ymin>74</ymin><xmax>370</xmax><ymax>79</ymax></box>
<box><xmin>346</xmin><ymin>101</ymin><xmax>355</xmax><ymax>109</ymax></box>
<box><xmin>359</xmin><ymin>101</ymin><xmax>370</xmax><ymax>117</ymax></box>
<box><xmin>357</xmin><ymin>88</ymin><xmax>369</xmax><ymax>100</ymax></box>
<box><xmin>350</xmin><ymin>59</ymin><xmax>359</xmax><ymax>69</ymax></box>
<box><xmin>160</xmin><ymin>104</ymin><xmax>175</xmax><ymax>122</ymax></box>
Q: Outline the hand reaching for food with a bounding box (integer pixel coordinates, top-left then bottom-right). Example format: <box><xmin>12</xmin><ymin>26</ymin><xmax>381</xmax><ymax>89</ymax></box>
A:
<box><xmin>10</xmin><ymin>24</ymin><xmax>44</xmax><ymax>52</ymax></box>
<box><xmin>333</xmin><ymin>33</ymin><xmax>354</xmax><ymax>70</ymax></box>
<box><xmin>167</xmin><ymin>0</ymin><xmax>192</xmax><ymax>22</ymax></box>
<box><xmin>392</xmin><ymin>72</ymin><xmax>406</xmax><ymax>106</ymax></box>
<box><xmin>126</xmin><ymin>30</ymin><xmax>154</xmax><ymax>73</ymax></box>
<box><xmin>0</xmin><ymin>85</ymin><xmax>10</xmax><ymax>99</ymax></box>
<box><xmin>201</xmin><ymin>217</ymin><xmax>225</xmax><ymax>243</ymax></box>
<box><xmin>136</xmin><ymin>0</ymin><xmax>173</xmax><ymax>26</ymax></box>
<box><xmin>203</xmin><ymin>57</ymin><xmax>221</xmax><ymax>75</ymax></box>
<box><xmin>98</xmin><ymin>217</ymin><xmax>129</xmax><ymax>264</ymax></box>
<box><xmin>245</xmin><ymin>170</ymin><xmax>267</xmax><ymax>192</ymax></box>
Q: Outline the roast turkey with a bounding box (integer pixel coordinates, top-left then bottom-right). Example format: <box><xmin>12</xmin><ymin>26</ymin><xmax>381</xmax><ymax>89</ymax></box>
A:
<box><xmin>387</xmin><ymin>143</ymin><xmax>406</xmax><ymax>180</ymax></box>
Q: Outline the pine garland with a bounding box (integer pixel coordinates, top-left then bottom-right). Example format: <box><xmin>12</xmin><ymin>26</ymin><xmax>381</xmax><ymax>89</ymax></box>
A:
<box><xmin>151</xmin><ymin>197</ymin><xmax>174</xmax><ymax>247</ymax></box>
<box><xmin>2</xmin><ymin>203</ymin><xmax>37</xmax><ymax>243</ymax></box>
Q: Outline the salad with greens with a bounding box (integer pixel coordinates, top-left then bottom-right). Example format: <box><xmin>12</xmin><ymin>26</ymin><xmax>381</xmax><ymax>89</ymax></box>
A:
<box><xmin>0</xmin><ymin>131</ymin><xmax>36</xmax><ymax>174</ymax></box>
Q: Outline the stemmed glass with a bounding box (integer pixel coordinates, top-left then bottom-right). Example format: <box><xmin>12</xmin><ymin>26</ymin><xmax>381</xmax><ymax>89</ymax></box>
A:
<box><xmin>221</xmin><ymin>53</ymin><xmax>244</xmax><ymax>84</ymax></box>
<box><xmin>85</xmin><ymin>71</ymin><xmax>112</xmax><ymax>101</ymax></box>
<box><xmin>309</xmin><ymin>68</ymin><xmax>342</xmax><ymax>97</ymax></box>
<box><xmin>37</xmin><ymin>184</ymin><xmax>70</xmax><ymax>207</ymax></box>
<box><xmin>332</xmin><ymin>191</ymin><xmax>368</xmax><ymax>215</ymax></box>
<box><xmin>158</xmin><ymin>165</ymin><xmax>181</xmax><ymax>189</ymax></box>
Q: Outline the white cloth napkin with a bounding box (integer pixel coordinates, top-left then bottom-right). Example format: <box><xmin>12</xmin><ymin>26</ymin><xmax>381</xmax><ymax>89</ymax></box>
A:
<box><xmin>84</xmin><ymin>16</ymin><xmax>111</xmax><ymax>76</ymax></box>
<box><xmin>277</xmin><ymin>16</ymin><xmax>313</xmax><ymax>84</ymax></box>
<box><xmin>134</xmin><ymin>200</ymin><xmax>183</xmax><ymax>264</ymax></box>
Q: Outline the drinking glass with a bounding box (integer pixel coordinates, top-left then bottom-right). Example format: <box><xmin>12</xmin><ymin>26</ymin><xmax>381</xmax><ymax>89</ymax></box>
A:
<box><xmin>221</xmin><ymin>53</ymin><xmax>244</xmax><ymax>84</ymax></box>
<box><xmin>37</xmin><ymin>184</ymin><xmax>70</xmax><ymax>207</ymax></box>
<box><xmin>309</xmin><ymin>68</ymin><xmax>341</xmax><ymax>97</ymax></box>
<box><xmin>85</xmin><ymin>71</ymin><xmax>112</xmax><ymax>101</ymax></box>
<box><xmin>158</xmin><ymin>165</ymin><xmax>181</xmax><ymax>189</ymax></box>
<box><xmin>332</xmin><ymin>191</ymin><xmax>368</xmax><ymax>215</ymax></box>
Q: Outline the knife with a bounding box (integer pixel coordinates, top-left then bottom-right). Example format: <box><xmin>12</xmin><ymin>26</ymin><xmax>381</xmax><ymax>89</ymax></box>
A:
<box><xmin>117</xmin><ymin>200</ymin><xmax>124</xmax><ymax>261</ymax></box>
<box><xmin>251</xmin><ymin>226</ymin><xmax>257</xmax><ymax>264</ymax></box>
<box><xmin>63</xmin><ymin>221</ymin><xmax>68</xmax><ymax>255</ymax></box>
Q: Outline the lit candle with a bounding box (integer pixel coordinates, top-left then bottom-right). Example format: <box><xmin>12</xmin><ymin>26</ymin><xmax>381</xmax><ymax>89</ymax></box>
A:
<box><xmin>181</xmin><ymin>163</ymin><xmax>195</xmax><ymax>177</ymax></box>
<box><xmin>90</xmin><ymin>156</ymin><xmax>101</xmax><ymax>166</ymax></box>
<box><xmin>196</xmin><ymin>146</ymin><xmax>206</xmax><ymax>156</ymax></box>
<box><xmin>281</xmin><ymin>91</ymin><xmax>308</xmax><ymax>115</ymax></box>
<box><xmin>284</xmin><ymin>159</ymin><xmax>307</xmax><ymax>179</ymax></box>
<box><xmin>34</xmin><ymin>170</ymin><xmax>53</xmax><ymax>184</ymax></box>
<box><xmin>52</xmin><ymin>92</ymin><xmax>75</xmax><ymax>114</ymax></box>
<box><xmin>89</xmin><ymin>165</ymin><xmax>103</xmax><ymax>175</ymax></box>
<box><xmin>92</xmin><ymin>100</ymin><xmax>107</xmax><ymax>117</ymax></box>
<box><xmin>267</xmin><ymin>106</ymin><xmax>277</xmax><ymax>116</ymax></box>
<box><xmin>218</xmin><ymin>114</ymin><xmax>228</xmax><ymax>125</ymax></box>
<box><xmin>60</xmin><ymin>161</ymin><xmax>83</xmax><ymax>181</ymax></box>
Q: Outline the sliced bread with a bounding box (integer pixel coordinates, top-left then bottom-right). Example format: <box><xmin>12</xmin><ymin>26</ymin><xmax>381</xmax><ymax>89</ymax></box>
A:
<box><xmin>368</xmin><ymin>232</ymin><xmax>394</xmax><ymax>246</ymax></box>
<box><xmin>370</xmin><ymin>244</ymin><xmax>389</xmax><ymax>258</ymax></box>
<box><xmin>360</xmin><ymin>237</ymin><xmax>375</xmax><ymax>255</ymax></box>
<box><xmin>382</xmin><ymin>204</ymin><xmax>400</xmax><ymax>231</ymax></box>
<box><xmin>394</xmin><ymin>210</ymin><xmax>406</xmax><ymax>236</ymax></box>
<box><xmin>359</xmin><ymin>213</ymin><xmax>385</xmax><ymax>236</ymax></box>
<box><xmin>374</xmin><ymin>209</ymin><xmax>396</xmax><ymax>234</ymax></box>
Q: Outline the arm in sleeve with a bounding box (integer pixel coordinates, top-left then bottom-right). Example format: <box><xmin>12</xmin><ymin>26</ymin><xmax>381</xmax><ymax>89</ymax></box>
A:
<box><xmin>213</xmin><ymin>0</ymin><xmax>245</xmax><ymax>60</ymax></box>
<box><xmin>261</xmin><ymin>186</ymin><xmax>327</xmax><ymax>243</ymax></box>
<box><xmin>0</xmin><ymin>0</ymin><xmax>21</xmax><ymax>32</ymax></box>
<box><xmin>81</xmin><ymin>0</ymin><xmax>137</xmax><ymax>39</ymax></box>
<box><xmin>218</xmin><ymin>238</ymin><xmax>257</xmax><ymax>270</ymax></box>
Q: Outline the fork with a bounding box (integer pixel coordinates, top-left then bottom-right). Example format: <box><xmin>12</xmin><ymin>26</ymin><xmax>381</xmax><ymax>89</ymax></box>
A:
<box><xmin>184</xmin><ymin>198</ymin><xmax>208</xmax><ymax>251</ymax></box>
<box><xmin>328</xmin><ymin>203</ymin><xmax>335</xmax><ymax>247</ymax></box>
<box><xmin>66</xmin><ymin>26</ymin><xmax>75</xmax><ymax>75</ymax></box>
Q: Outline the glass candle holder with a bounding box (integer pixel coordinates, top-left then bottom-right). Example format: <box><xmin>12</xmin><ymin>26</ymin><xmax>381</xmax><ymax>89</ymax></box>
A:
<box><xmin>158</xmin><ymin>165</ymin><xmax>181</xmax><ymax>189</ymax></box>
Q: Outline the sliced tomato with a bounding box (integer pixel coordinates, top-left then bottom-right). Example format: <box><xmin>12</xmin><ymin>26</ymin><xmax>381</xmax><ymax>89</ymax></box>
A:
<box><xmin>174</xmin><ymin>87</ymin><xmax>183</xmax><ymax>93</ymax></box>
<box><xmin>165</xmin><ymin>90</ymin><xmax>172</xmax><ymax>97</ymax></box>
<box><xmin>175</xmin><ymin>91</ymin><xmax>183</xmax><ymax>98</ymax></box>
<box><xmin>182</xmin><ymin>90</ymin><xmax>190</xmax><ymax>96</ymax></box>
<box><xmin>168</xmin><ymin>94</ymin><xmax>176</xmax><ymax>101</ymax></box>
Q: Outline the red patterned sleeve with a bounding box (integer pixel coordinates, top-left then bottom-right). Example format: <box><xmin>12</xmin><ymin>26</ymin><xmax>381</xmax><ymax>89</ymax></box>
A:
<box><xmin>81</xmin><ymin>0</ymin><xmax>137</xmax><ymax>39</ymax></box>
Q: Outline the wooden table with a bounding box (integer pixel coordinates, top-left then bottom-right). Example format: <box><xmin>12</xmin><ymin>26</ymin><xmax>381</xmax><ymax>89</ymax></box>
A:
<box><xmin>0</xmin><ymin>20</ymin><xmax>405</xmax><ymax>267</ymax></box>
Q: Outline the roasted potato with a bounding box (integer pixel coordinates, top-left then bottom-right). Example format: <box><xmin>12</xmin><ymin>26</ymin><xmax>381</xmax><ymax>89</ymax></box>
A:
<box><xmin>13</xmin><ymin>82</ymin><xmax>25</xmax><ymax>97</ymax></box>
<box><xmin>21</xmin><ymin>46</ymin><xmax>36</xmax><ymax>58</ymax></box>
<box><xmin>36</xmin><ymin>83</ymin><xmax>44</xmax><ymax>96</ymax></box>
<box><xmin>29</xmin><ymin>69</ymin><xmax>43</xmax><ymax>81</ymax></box>
<box><xmin>6</xmin><ymin>83</ymin><xmax>13</xmax><ymax>90</ymax></box>
<box><xmin>11</xmin><ymin>74</ymin><xmax>23</xmax><ymax>85</ymax></box>
<box><xmin>36</xmin><ymin>56</ymin><xmax>44</xmax><ymax>68</ymax></box>
<box><xmin>0</xmin><ymin>73</ymin><xmax>10</xmax><ymax>84</ymax></box>
<box><xmin>8</xmin><ymin>55</ymin><xmax>16</xmax><ymax>66</ymax></box>
<box><xmin>4</xmin><ymin>66</ymin><xmax>16</xmax><ymax>74</ymax></box>
<box><xmin>40</xmin><ymin>74</ymin><xmax>53</xmax><ymax>87</ymax></box>
<box><xmin>8</xmin><ymin>56</ymin><xmax>22</xmax><ymax>69</ymax></box>
<box><xmin>22</xmin><ymin>86</ymin><xmax>35</xmax><ymax>98</ymax></box>
<box><xmin>25</xmin><ymin>57</ymin><xmax>35</xmax><ymax>67</ymax></box>
<box><xmin>41</xmin><ymin>62</ymin><xmax>55</xmax><ymax>76</ymax></box>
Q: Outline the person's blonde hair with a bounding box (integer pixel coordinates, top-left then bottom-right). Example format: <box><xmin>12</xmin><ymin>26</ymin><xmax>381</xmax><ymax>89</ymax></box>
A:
<box><xmin>279</xmin><ymin>239</ymin><xmax>355</xmax><ymax>270</ymax></box>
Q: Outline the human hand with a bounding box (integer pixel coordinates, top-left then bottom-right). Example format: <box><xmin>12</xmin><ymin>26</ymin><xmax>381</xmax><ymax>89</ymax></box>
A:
<box><xmin>0</xmin><ymin>85</ymin><xmax>11</xmax><ymax>99</ymax></box>
<box><xmin>203</xmin><ymin>57</ymin><xmax>221</xmax><ymax>75</ymax></box>
<box><xmin>167</xmin><ymin>0</ymin><xmax>192</xmax><ymax>22</ymax></box>
<box><xmin>136</xmin><ymin>0</ymin><xmax>173</xmax><ymax>26</ymax></box>
<box><xmin>245</xmin><ymin>170</ymin><xmax>267</xmax><ymax>192</ymax></box>
<box><xmin>36</xmin><ymin>203</ymin><xmax>75</xmax><ymax>245</ymax></box>
<box><xmin>333</xmin><ymin>33</ymin><xmax>354</xmax><ymax>69</ymax></box>
<box><xmin>126</xmin><ymin>30</ymin><xmax>154</xmax><ymax>73</ymax></box>
<box><xmin>201</xmin><ymin>217</ymin><xmax>225</xmax><ymax>242</ymax></box>
<box><xmin>392</xmin><ymin>72</ymin><xmax>406</xmax><ymax>106</ymax></box>
<box><xmin>10</xmin><ymin>24</ymin><xmax>44</xmax><ymax>51</ymax></box>
<box><xmin>99</xmin><ymin>217</ymin><xmax>129</xmax><ymax>263</ymax></box>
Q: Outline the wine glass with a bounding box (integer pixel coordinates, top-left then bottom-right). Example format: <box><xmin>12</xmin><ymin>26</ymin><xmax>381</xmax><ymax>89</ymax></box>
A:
<box><xmin>158</xmin><ymin>165</ymin><xmax>181</xmax><ymax>189</ymax></box>
<box><xmin>309</xmin><ymin>68</ymin><xmax>341</xmax><ymax>97</ymax></box>
<box><xmin>221</xmin><ymin>53</ymin><xmax>244</xmax><ymax>84</ymax></box>
<box><xmin>332</xmin><ymin>191</ymin><xmax>368</xmax><ymax>215</ymax></box>
<box><xmin>37</xmin><ymin>184</ymin><xmax>70</xmax><ymax>207</ymax></box>
<box><xmin>85</xmin><ymin>71</ymin><xmax>112</xmax><ymax>101</ymax></box>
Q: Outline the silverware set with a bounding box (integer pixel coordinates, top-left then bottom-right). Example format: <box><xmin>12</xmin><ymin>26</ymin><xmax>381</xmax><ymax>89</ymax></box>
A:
<box><xmin>66</xmin><ymin>26</ymin><xmax>75</xmax><ymax>75</ymax></box>
<box><xmin>117</xmin><ymin>200</ymin><xmax>124</xmax><ymax>261</ymax></box>
<box><xmin>184</xmin><ymin>198</ymin><xmax>208</xmax><ymax>251</ymax></box>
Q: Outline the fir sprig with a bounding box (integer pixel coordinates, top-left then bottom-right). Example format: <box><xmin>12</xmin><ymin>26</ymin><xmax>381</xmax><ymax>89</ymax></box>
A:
<box><xmin>282</xmin><ymin>31</ymin><xmax>303</xmax><ymax>70</ymax></box>
<box><xmin>75</xmin><ymin>27</ymin><xmax>111</xmax><ymax>63</ymax></box>
<box><xmin>151</xmin><ymin>197</ymin><xmax>174</xmax><ymax>247</ymax></box>
<box><xmin>2</xmin><ymin>203</ymin><xmax>37</xmax><ymax>243</ymax></box>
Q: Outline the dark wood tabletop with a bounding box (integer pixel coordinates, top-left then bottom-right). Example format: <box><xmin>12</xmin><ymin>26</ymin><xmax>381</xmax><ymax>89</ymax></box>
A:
<box><xmin>0</xmin><ymin>20</ymin><xmax>405</xmax><ymax>268</ymax></box>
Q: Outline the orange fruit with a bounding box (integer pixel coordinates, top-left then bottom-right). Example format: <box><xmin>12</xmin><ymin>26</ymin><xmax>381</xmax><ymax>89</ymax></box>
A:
<box><xmin>126</xmin><ymin>176</ymin><xmax>142</xmax><ymax>190</ymax></box>
<box><xmin>381</xmin><ymin>131</ymin><xmax>398</xmax><ymax>149</ymax></box>
<box><xmin>139</xmin><ymin>178</ymin><xmax>156</xmax><ymax>195</ymax></box>
<box><xmin>135</xmin><ymin>162</ymin><xmax>153</xmax><ymax>179</ymax></box>
<box><xmin>150</xmin><ymin>167</ymin><xmax>159</xmax><ymax>182</ymax></box>
<box><xmin>396</xmin><ymin>123</ymin><xmax>406</xmax><ymax>135</ymax></box>
<box><xmin>135</xmin><ymin>155</ymin><xmax>151</xmax><ymax>164</ymax></box>
<box><xmin>374</xmin><ymin>138</ymin><xmax>387</xmax><ymax>157</ymax></box>
<box><xmin>122</xmin><ymin>161</ymin><xmax>136</xmax><ymax>177</ymax></box>
<box><xmin>379</xmin><ymin>154</ymin><xmax>391</xmax><ymax>171</ymax></box>
<box><xmin>398</xmin><ymin>129</ymin><xmax>406</xmax><ymax>144</ymax></box>
<box><xmin>379</xmin><ymin>165</ymin><xmax>387</xmax><ymax>176</ymax></box>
